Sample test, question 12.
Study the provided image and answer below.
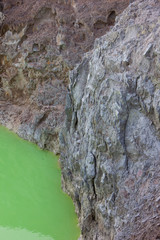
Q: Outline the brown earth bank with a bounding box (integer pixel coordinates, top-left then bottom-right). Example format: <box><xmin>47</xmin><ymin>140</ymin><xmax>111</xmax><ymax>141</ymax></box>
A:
<box><xmin>0</xmin><ymin>0</ymin><xmax>129</xmax><ymax>153</ymax></box>
<box><xmin>60</xmin><ymin>0</ymin><xmax>160</xmax><ymax>239</ymax></box>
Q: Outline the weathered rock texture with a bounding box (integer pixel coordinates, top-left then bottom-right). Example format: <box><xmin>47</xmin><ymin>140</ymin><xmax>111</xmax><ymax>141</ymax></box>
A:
<box><xmin>0</xmin><ymin>0</ymin><xmax>129</xmax><ymax>153</ymax></box>
<box><xmin>60</xmin><ymin>0</ymin><xmax>160</xmax><ymax>239</ymax></box>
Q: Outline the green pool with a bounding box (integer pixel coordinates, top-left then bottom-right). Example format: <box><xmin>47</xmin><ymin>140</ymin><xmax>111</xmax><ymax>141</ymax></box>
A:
<box><xmin>0</xmin><ymin>126</ymin><xmax>80</xmax><ymax>240</ymax></box>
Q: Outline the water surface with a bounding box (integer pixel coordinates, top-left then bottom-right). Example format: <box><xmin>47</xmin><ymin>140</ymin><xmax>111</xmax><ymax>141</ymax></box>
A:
<box><xmin>0</xmin><ymin>126</ymin><xmax>80</xmax><ymax>240</ymax></box>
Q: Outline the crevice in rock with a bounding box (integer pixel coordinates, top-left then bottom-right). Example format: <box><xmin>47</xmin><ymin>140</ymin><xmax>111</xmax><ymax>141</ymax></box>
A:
<box><xmin>91</xmin><ymin>152</ymin><xmax>97</xmax><ymax>199</ymax></box>
<box><xmin>107</xmin><ymin>10</ymin><xmax>116</xmax><ymax>26</ymax></box>
<box><xmin>0</xmin><ymin>76</ymin><xmax>2</xmax><ymax>88</ymax></box>
<box><xmin>1</xmin><ymin>23</ymin><xmax>9</xmax><ymax>35</ymax></box>
<box><xmin>65</xmin><ymin>92</ymin><xmax>73</xmax><ymax>131</ymax></box>
<box><xmin>72</xmin><ymin>111</ymin><xmax>78</xmax><ymax>130</ymax></box>
<box><xmin>36</xmin><ymin>112</ymin><xmax>49</xmax><ymax>127</ymax></box>
<box><xmin>0</xmin><ymin>0</ymin><xmax>4</xmax><ymax>12</ymax></box>
<box><xmin>16</xmin><ymin>0</ymin><xmax>23</xmax><ymax>7</ymax></box>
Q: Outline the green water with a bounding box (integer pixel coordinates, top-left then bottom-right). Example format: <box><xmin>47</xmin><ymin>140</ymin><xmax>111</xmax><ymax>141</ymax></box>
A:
<box><xmin>0</xmin><ymin>126</ymin><xmax>80</xmax><ymax>240</ymax></box>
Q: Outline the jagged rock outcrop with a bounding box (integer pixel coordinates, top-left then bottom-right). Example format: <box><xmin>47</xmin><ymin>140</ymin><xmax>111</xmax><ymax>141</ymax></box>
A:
<box><xmin>0</xmin><ymin>0</ymin><xmax>129</xmax><ymax>153</ymax></box>
<box><xmin>60</xmin><ymin>0</ymin><xmax>160</xmax><ymax>239</ymax></box>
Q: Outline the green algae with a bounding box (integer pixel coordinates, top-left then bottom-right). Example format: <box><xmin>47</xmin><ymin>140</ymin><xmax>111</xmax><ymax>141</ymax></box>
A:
<box><xmin>0</xmin><ymin>125</ymin><xmax>80</xmax><ymax>240</ymax></box>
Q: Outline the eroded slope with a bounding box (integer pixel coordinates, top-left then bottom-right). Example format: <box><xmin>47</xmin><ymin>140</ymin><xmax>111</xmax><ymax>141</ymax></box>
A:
<box><xmin>0</xmin><ymin>0</ymin><xmax>129</xmax><ymax>153</ymax></box>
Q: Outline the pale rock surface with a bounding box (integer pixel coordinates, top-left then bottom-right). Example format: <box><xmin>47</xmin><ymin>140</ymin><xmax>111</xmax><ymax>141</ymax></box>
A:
<box><xmin>60</xmin><ymin>0</ymin><xmax>160</xmax><ymax>239</ymax></box>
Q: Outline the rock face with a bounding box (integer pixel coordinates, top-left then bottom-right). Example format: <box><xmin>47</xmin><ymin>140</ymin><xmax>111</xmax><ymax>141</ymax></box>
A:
<box><xmin>60</xmin><ymin>0</ymin><xmax>160</xmax><ymax>239</ymax></box>
<box><xmin>0</xmin><ymin>0</ymin><xmax>129</xmax><ymax>153</ymax></box>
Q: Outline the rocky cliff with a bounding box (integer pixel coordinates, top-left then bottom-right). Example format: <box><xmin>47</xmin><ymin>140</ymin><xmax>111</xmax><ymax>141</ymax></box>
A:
<box><xmin>60</xmin><ymin>0</ymin><xmax>160</xmax><ymax>239</ymax></box>
<box><xmin>1</xmin><ymin>0</ymin><xmax>160</xmax><ymax>239</ymax></box>
<box><xmin>0</xmin><ymin>0</ymin><xmax>129</xmax><ymax>153</ymax></box>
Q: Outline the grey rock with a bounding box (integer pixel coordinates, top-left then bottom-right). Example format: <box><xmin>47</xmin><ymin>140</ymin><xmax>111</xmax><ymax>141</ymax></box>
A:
<box><xmin>60</xmin><ymin>0</ymin><xmax>160</xmax><ymax>239</ymax></box>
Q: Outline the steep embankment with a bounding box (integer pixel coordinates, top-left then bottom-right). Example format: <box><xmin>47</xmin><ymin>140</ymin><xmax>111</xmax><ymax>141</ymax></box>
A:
<box><xmin>60</xmin><ymin>0</ymin><xmax>160</xmax><ymax>239</ymax></box>
<box><xmin>0</xmin><ymin>0</ymin><xmax>129</xmax><ymax>153</ymax></box>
